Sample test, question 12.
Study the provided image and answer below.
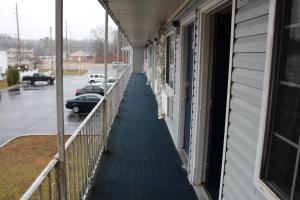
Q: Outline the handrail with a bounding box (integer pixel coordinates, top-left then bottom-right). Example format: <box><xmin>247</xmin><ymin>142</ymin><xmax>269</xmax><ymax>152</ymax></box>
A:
<box><xmin>20</xmin><ymin>64</ymin><xmax>132</xmax><ymax>200</ymax></box>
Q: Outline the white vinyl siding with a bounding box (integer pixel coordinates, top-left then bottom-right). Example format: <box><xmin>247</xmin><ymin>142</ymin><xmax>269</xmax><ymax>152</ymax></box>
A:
<box><xmin>221</xmin><ymin>0</ymin><xmax>270</xmax><ymax>199</ymax></box>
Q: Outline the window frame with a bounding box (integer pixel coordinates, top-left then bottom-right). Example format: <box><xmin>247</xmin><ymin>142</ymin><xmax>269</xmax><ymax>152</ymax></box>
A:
<box><xmin>254</xmin><ymin>0</ymin><xmax>299</xmax><ymax>199</ymax></box>
<box><xmin>165</xmin><ymin>31</ymin><xmax>176</xmax><ymax>91</ymax></box>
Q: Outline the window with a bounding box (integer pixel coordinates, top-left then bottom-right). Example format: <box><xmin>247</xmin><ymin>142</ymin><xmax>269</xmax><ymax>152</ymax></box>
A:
<box><xmin>261</xmin><ymin>1</ymin><xmax>300</xmax><ymax>199</ymax></box>
<box><xmin>166</xmin><ymin>34</ymin><xmax>175</xmax><ymax>89</ymax></box>
<box><xmin>76</xmin><ymin>97</ymin><xmax>85</xmax><ymax>101</ymax></box>
<box><xmin>83</xmin><ymin>86</ymin><xmax>93</xmax><ymax>92</ymax></box>
<box><xmin>86</xmin><ymin>96</ymin><xmax>100</xmax><ymax>101</ymax></box>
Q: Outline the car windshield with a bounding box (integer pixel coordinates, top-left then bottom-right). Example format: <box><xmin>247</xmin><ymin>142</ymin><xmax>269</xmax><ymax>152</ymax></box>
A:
<box><xmin>93</xmin><ymin>86</ymin><xmax>104</xmax><ymax>91</ymax></box>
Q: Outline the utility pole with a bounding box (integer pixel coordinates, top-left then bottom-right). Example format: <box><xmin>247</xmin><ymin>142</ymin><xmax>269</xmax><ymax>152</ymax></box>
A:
<box><xmin>65</xmin><ymin>22</ymin><xmax>68</xmax><ymax>61</ymax></box>
<box><xmin>69</xmin><ymin>32</ymin><xmax>72</xmax><ymax>55</ymax></box>
<box><xmin>15</xmin><ymin>3</ymin><xmax>21</xmax><ymax>65</ymax></box>
<box><xmin>50</xmin><ymin>27</ymin><xmax>54</xmax><ymax>74</ymax></box>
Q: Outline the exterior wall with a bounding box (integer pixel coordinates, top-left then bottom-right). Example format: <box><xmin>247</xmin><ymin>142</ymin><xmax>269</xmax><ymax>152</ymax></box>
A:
<box><xmin>144</xmin><ymin>0</ymin><xmax>274</xmax><ymax>199</ymax></box>
<box><xmin>132</xmin><ymin>47</ymin><xmax>144</xmax><ymax>73</ymax></box>
<box><xmin>220</xmin><ymin>0</ymin><xmax>270</xmax><ymax>199</ymax></box>
<box><xmin>164</xmin><ymin>0</ymin><xmax>203</xmax><ymax>148</ymax></box>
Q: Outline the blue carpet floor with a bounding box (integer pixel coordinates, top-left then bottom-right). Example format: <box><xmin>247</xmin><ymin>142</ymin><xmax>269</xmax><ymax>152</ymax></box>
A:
<box><xmin>87</xmin><ymin>73</ymin><xmax>197</xmax><ymax>200</ymax></box>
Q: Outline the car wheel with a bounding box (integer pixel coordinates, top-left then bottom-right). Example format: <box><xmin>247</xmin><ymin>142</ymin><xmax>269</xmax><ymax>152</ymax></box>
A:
<box><xmin>46</xmin><ymin>79</ymin><xmax>51</xmax><ymax>84</ymax></box>
<box><xmin>27</xmin><ymin>80</ymin><xmax>32</xmax><ymax>84</ymax></box>
<box><xmin>72</xmin><ymin>106</ymin><xmax>80</xmax><ymax>113</ymax></box>
<box><xmin>90</xmin><ymin>80</ymin><xmax>95</xmax><ymax>84</ymax></box>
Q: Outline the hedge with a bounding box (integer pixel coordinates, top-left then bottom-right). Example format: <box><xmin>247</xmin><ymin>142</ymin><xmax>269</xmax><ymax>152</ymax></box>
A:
<box><xmin>6</xmin><ymin>67</ymin><xmax>20</xmax><ymax>86</ymax></box>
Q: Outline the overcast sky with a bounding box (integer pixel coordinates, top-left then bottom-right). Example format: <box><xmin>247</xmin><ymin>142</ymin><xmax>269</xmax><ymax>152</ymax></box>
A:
<box><xmin>0</xmin><ymin>0</ymin><xmax>117</xmax><ymax>40</ymax></box>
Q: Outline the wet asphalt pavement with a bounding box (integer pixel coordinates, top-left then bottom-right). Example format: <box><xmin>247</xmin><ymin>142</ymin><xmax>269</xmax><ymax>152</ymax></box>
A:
<box><xmin>0</xmin><ymin>67</ymin><xmax>119</xmax><ymax>146</ymax></box>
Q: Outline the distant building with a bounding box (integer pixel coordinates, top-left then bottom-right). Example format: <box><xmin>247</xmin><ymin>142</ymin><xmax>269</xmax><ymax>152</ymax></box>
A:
<box><xmin>70</xmin><ymin>50</ymin><xmax>93</xmax><ymax>62</ymax></box>
<box><xmin>0</xmin><ymin>51</ymin><xmax>7</xmax><ymax>80</ymax></box>
<box><xmin>7</xmin><ymin>48</ymin><xmax>34</xmax><ymax>65</ymax></box>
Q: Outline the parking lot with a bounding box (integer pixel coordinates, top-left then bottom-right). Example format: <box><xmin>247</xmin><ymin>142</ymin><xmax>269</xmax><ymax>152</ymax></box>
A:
<box><xmin>0</xmin><ymin>67</ymin><xmax>119</xmax><ymax>145</ymax></box>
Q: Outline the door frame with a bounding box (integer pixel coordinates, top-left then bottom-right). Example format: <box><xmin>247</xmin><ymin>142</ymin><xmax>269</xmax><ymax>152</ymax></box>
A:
<box><xmin>188</xmin><ymin>0</ymin><xmax>234</xmax><ymax>196</ymax></box>
<box><xmin>178</xmin><ymin>12</ymin><xmax>196</xmax><ymax>162</ymax></box>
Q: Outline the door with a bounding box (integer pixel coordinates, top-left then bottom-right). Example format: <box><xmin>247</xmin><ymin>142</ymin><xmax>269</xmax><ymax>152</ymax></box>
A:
<box><xmin>205</xmin><ymin>8</ymin><xmax>231</xmax><ymax>200</ymax></box>
<box><xmin>183</xmin><ymin>23</ymin><xmax>194</xmax><ymax>155</ymax></box>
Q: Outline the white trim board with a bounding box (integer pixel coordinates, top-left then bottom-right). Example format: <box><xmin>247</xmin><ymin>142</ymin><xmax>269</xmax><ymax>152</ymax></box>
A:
<box><xmin>253</xmin><ymin>0</ymin><xmax>280</xmax><ymax>199</ymax></box>
<box><xmin>187</xmin><ymin>0</ymin><xmax>233</xmax><ymax>190</ymax></box>
<box><xmin>177</xmin><ymin>12</ymin><xmax>196</xmax><ymax>152</ymax></box>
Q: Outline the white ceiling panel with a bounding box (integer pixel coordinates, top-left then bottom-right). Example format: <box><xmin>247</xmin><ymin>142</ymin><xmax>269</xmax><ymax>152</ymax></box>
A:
<box><xmin>99</xmin><ymin>0</ymin><xmax>186</xmax><ymax>47</ymax></box>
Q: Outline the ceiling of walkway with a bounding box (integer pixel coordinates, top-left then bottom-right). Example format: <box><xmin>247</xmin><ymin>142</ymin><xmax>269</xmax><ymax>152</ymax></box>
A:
<box><xmin>99</xmin><ymin>0</ymin><xmax>187</xmax><ymax>47</ymax></box>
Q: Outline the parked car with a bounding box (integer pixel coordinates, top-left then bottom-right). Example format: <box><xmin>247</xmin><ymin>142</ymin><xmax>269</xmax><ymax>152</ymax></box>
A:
<box><xmin>66</xmin><ymin>94</ymin><xmax>102</xmax><ymax>113</ymax></box>
<box><xmin>92</xmin><ymin>77</ymin><xmax>116</xmax><ymax>88</ymax></box>
<box><xmin>75</xmin><ymin>85</ymin><xmax>105</xmax><ymax>96</ymax></box>
<box><xmin>22</xmin><ymin>73</ymin><xmax>55</xmax><ymax>84</ymax></box>
<box><xmin>112</xmin><ymin>61</ymin><xmax>124</xmax><ymax>68</ymax></box>
<box><xmin>88</xmin><ymin>73</ymin><xmax>104</xmax><ymax>84</ymax></box>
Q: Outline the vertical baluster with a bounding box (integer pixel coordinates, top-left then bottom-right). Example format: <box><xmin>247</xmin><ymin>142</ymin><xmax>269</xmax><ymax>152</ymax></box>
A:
<box><xmin>66</xmin><ymin>149</ymin><xmax>71</xmax><ymax>200</ymax></box>
<box><xmin>97</xmin><ymin>108</ymin><xmax>101</xmax><ymax>156</ymax></box>
<box><xmin>38</xmin><ymin>185</ymin><xmax>43</xmax><ymax>200</ymax></box>
<box><xmin>85</xmin><ymin>124</ymin><xmax>90</xmax><ymax>185</ymax></box>
<box><xmin>87</xmin><ymin>121</ymin><xmax>90</xmax><ymax>181</ymax></box>
<box><xmin>47</xmin><ymin>173</ymin><xmax>52</xmax><ymax>200</ymax></box>
<box><xmin>55</xmin><ymin>164</ymin><xmax>60</xmax><ymax>200</ymax></box>
<box><xmin>77</xmin><ymin>135</ymin><xmax>82</xmax><ymax>199</ymax></box>
<box><xmin>71</xmin><ymin>143</ymin><xmax>76</xmax><ymax>200</ymax></box>
<box><xmin>80</xmin><ymin>130</ymin><xmax>85</xmax><ymax>199</ymax></box>
<box><xmin>93</xmin><ymin>114</ymin><xmax>97</xmax><ymax>169</ymax></box>
<box><xmin>75</xmin><ymin>140</ymin><xmax>80</xmax><ymax>200</ymax></box>
<box><xmin>89</xmin><ymin>119</ymin><xmax>93</xmax><ymax>176</ymax></box>
<box><xmin>82</xmin><ymin>126</ymin><xmax>87</xmax><ymax>190</ymax></box>
<box><xmin>90</xmin><ymin>116</ymin><xmax>94</xmax><ymax>172</ymax></box>
<box><xmin>94</xmin><ymin>110</ymin><xmax>99</xmax><ymax>159</ymax></box>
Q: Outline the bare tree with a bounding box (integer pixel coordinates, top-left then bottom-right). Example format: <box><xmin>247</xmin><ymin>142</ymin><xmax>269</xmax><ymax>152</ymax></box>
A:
<box><xmin>90</xmin><ymin>26</ymin><xmax>118</xmax><ymax>57</ymax></box>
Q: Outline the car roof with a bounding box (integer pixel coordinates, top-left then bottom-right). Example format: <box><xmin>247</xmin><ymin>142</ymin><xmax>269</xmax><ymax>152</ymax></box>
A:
<box><xmin>89</xmin><ymin>73</ymin><xmax>104</xmax><ymax>76</ymax></box>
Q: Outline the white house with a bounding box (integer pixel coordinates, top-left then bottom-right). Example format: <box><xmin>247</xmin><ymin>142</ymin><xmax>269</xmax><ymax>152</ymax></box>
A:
<box><xmin>7</xmin><ymin>48</ymin><xmax>33</xmax><ymax>65</ymax></box>
<box><xmin>0</xmin><ymin>51</ymin><xmax>7</xmax><ymax>80</ymax></box>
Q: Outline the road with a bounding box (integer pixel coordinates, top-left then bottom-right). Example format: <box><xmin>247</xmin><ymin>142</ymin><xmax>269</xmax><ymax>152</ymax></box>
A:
<box><xmin>0</xmin><ymin>67</ymin><xmax>120</xmax><ymax>146</ymax></box>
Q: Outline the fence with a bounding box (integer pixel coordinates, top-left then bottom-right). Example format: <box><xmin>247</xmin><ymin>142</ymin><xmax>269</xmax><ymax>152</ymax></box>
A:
<box><xmin>20</xmin><ymin>65</ymin><xmax>132</xmax><ymax>200</ymax></box>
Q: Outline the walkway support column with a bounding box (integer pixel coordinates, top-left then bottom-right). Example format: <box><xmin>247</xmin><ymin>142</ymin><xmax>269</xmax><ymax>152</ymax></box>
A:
<box><xmin>103</xmin><ymin>10</ymin><xmax>108</xmax><ymax>151</ymax></box>
<box><xmin>122</xmin><ymin>34</ymin><xmax>125</xmax><ymax>63</ymax></box>
<box><xmin>55</xmin><ymin>0</ymin><xmax>66</xmax><ymax>199</ymax></box>
<box><xmin>117</xmin><ymin>28</ymin><xmax>119</xmax><ymax>62</ymax></box>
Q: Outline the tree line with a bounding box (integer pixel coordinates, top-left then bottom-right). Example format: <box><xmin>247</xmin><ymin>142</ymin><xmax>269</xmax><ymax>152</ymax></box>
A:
<box><xmin>0</xmin><ymin>26</ymin><xmax>122</xmax><ymax>59</ymax></box>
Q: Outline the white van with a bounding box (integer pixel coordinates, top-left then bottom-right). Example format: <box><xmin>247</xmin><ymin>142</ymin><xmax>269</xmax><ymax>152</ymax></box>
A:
<box><xmin>88</xmin><ymin>73</ymin><xmax>105</xmax><ymax>83</ymax></box>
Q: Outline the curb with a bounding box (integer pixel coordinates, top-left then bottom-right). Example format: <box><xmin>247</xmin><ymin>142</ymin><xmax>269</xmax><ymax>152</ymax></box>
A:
<box><xmin>0</xmin><ymin>83</ymin><xmax>25</xmax><ymax>92</ymax></box>
<box><xmin>0</xmin><ymin>134</ymin><xmax>56</xmax><ymax>149</ymax></box>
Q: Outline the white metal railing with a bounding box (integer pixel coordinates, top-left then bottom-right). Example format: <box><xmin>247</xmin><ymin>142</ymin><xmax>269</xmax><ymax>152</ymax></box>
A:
<box><xmin>21</xmin><ymin>65</ymin><xmax>132</xmax><ymax>200</ymax></box>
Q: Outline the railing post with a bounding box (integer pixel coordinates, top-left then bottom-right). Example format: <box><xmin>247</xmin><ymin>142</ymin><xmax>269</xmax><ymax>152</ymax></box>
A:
<box><xmin>103</xmin><ymin>9</ymin><xmax>108</xmax><ymax>152</ymax></box>
<box><xmin>55</xmin><ymin>0</ymin><xmax>67</xmax><ymax>199</ymax></box>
